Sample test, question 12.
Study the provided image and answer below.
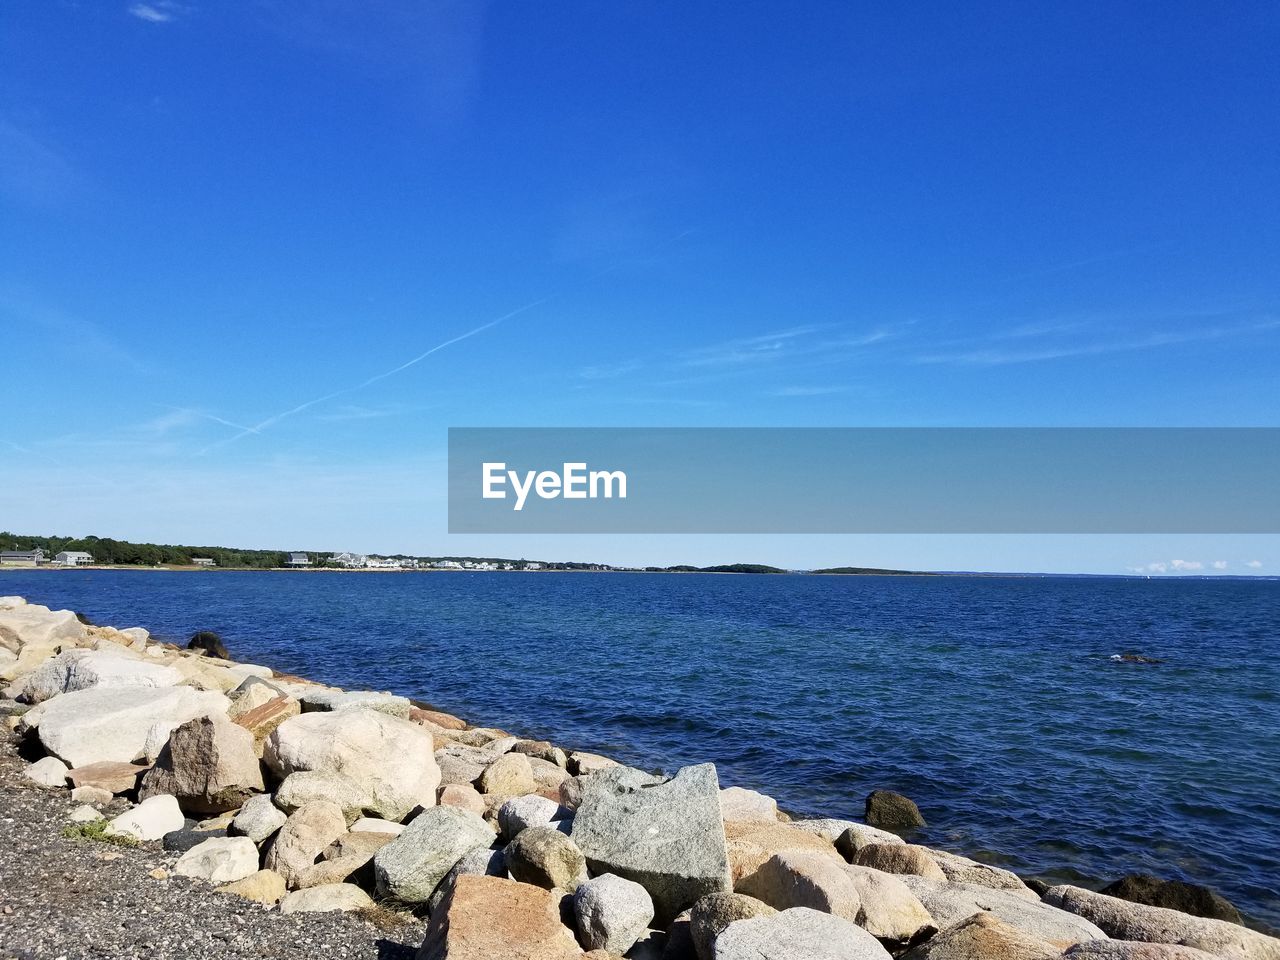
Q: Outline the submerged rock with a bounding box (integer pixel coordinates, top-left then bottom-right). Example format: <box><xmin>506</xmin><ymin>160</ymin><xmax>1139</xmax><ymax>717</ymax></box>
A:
<box><xmin>1099</xmin><ymin>874</ymin><xmax>1242</xmax><ymax>925</ymax></box>
<box><xmin>864</xmin><ymin>790</ymin><xmax>925</xmax><ymax>831</ymax></box>
<box><xmin>188</xmin><ymin>631</ymin><xmax>230</xmax><ymax>660</ymax></box>
<box><xmin>571</xmin><ymin>763</ymin><xmax>731</xmax><ymax>924</ymax></box>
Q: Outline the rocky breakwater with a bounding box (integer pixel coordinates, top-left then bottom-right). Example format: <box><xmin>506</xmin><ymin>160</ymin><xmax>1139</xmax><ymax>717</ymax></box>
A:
<box><xmin>3</xmin><ymin>593</ymin><xmax>1279</xmax><ymax>960</ymax></box>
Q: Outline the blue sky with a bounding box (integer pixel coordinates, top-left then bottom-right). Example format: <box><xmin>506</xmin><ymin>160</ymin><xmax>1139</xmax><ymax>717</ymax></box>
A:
<box><xmin>1</xmin><ymin>1</ymin><xmax>1277</xmax><ymax>573</ymax></box>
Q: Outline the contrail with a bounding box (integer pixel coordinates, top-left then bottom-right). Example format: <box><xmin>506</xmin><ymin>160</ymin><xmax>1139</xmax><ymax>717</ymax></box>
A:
<box><xmin>202</xmin><ymin>297</ymin><xmax>551</xmax><ymax>454</ymax></box>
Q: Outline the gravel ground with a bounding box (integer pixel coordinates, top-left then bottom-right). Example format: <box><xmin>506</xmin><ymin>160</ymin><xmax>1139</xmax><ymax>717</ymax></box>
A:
<box><xmin>0</xmin><ymin>735</ymin><xmax>425</xmax><ymax>960</ymax></box>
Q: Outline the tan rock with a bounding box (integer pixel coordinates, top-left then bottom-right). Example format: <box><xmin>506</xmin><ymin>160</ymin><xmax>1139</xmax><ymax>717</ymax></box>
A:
<box><xmin>420</xmin><ymin>874</ymin><xmax>586</xmax><ymax>959</ymax></box>
<box><xmin>569</xmin><ymin>752</ymin><xmax>618</xmax><ymax>776</ymax></box>
<box><xmin>723</xmin><ymin>820</ymin><xmax>843</xmax><ymax>885</ymax></box>
<box><xmin>689</xmin><ymin>892</ymin><xmax>776</xmax><ymax>960</ymax></box>
<box><xmin>719</xmin><ymin>787</ymin><xmax>778</xmax><ymax>824</ymax></box>
<box><xmin>70</xmin><ymin>784</ymin><xmax>116</xmax><ymax>805</ymax></box>
<box><xmin>854</xmin><ymin>843</ymin><xmax>947</xmax><ymax>881</ymax></box>
<box><xmin>232</xmin><ymin>696</ymin><xmax>300</xmax><ymax>753</ymax></box>
<box><xmin>439</xmin><ymin>783</ymin><xmax>487</xmax><ymax>816</ymax></box>
<box><xmin>279</xmin><ymin>883</ymin><xmax>374</xmax><ymax>914</ymax></box>
<box><xmin>478</xmin><ymin>752</ymin><xmax>537</xmax><ymax>796</ymax></box>
<box><xmin>410</xmin><ymin>706</ymin><xmax>468</xmax><ymax>730</ymax></box>
<box><xmin>264</xmin><ymin>800</ymin><xmax>348</xmax><ymax>888</ymax></box>
<box><xmin>217</xmin><ymin>869</ymin><xmax>287</xmax><ymax>905</ymax></box>
<box><xmin>506</xmin><ymin>825</ymin><xmax>588</xmax><ymax>892</ymax></box>
<box><xmin>843</xmin><ymin>864</ymin><xmax>936</xmax><ymax>943</ymax></box>
<box><xmin>902</xmin><ymin>911</ymin><xmax>1058</xmax><ymax>960</ymax></box>
<box><xmin>736</xmin><ymin>851</ymin><xmax>862</xmax><ymax>923</ymax></box>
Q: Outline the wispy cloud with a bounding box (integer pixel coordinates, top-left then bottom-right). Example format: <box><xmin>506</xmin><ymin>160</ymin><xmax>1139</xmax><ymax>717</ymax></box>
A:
<box><xmin>1170</xmin><ymin>559</ymin><xmax>1204</xmax><ymax>571</ymax></box>
<box><xmin>1211</xmin><ymin>560</ymin><xmax>1228</xmax><ymax>570</ymax></box>
<box><xmin>1246</xmin><ymin>560</ymin><xmax>1264</xmax><ymax>569</ymax></box>
<box><xmin>128</xmin><ymin>2</ymin><xmax>184</xmax><ymax>23</ymax></box>
<box><xmin>916</xmin><ymin>316</ymin><xmax>1280</xmax><ymax>366</ymax></box>
<box><xmin>677</xmin><ymin>326</ymin><xmax>826</xmax><ymax>368</ymax></box>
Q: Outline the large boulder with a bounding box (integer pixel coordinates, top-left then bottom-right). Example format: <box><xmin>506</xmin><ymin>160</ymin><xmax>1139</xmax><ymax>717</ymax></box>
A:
<box><xmin>139</xmin><ymin>714</ymin><xmax>264</xmax><ymax>813</ymax></box>
<box><xmin>901</xmin><ymin>878</ymin><xmax>1107</xmax><ymax>948</ymax></box>
<box><xmin>264</xmin><ymin>800</ymin><xmax>348</xmax><ymax>888</ymax></box>
<box><xmin>264</xmin><ymin>708</ymin><xmax>439</xmax><ymax>822</ymax></box>
<box><xmin>506</xmin><ymin>826</ymin><xmax>587</xmax><ymax>892</ymax></box>
<box><xmin>865</xmin><ymin>791</ymin><xmax>925</xmax><ymax>831</ymax></box>
<box><xmin>901</xmin><ymin>911</ymin><xmax>1059</xmax><ymax>960</ymax></box>
<box><xmin>274</xmin><ymin>770</ymin><xmax>373</xmax><ymax>818</ymax></box>
<box><xmin>419</xmin><ymin>874</ymin><xmax>586</xmax><ymax>960</ymax></box>
<box><xmin>499</xmin><ymin>794</ymin><xmax>564</xmax><ymax>840</ymax></box>
<box><xmin>297</xmin><ymin>687</ymin><xmax>411</xmax><ymax>718</ymax></box>
<box><xmin>1065</xmin><ymin>941</ymin><xmax>1225</xmax><ymax>960</ymax></box>
<box><xmin>1043</xmin><ymin>886</ymin><xmax>1280</xmax><ymax>960</ymax></box>
<box><xmin>0</xmin><ymin>604</ymin><xmax>86</xmax><ymax>654</ymax></box>
<box><xmin>723</xmin><ymin>820</ymin><xmax>843</xmax><ymax>884</ymax></box>
<box><xmin>279</xmin><ymin>883</ymin><xmax>374</xmax><ymax>914</ymax></box>
<box><xmin>713</xmin><ymin>906</ymin><xmax>893</xmax><ymax>960</ymax></box>
<box><xmin>574</xmin><ymin>873</ymin><xmax>655</xmax><ymax>955</ymax></box>
<box><xmin>571</xmin><ymin>764</ymin><xmax>731</xmax><ymax>924</ymax></box>
<box><xmin>174</xmin><ymin>836</ymin><xmax>261</xmax><ymax>884</ymax></box>
<box><xmin>18</xmin><ymin>650</ymin><xmax>181</xmax><ymax>704</ymax></box>
<box><xmin>719</xmin><ymin>787</ymin><xmax>778</xmax><ymax>823</ymax></box>
<box><xmin>737</xmin><ymin>851</ymin><xmax>862</xmax><ymax>922</ymax></box>
<box><xmin>930</xmin><ymin>850</ymin><xmax>1034</xmax><ymax>895</ymax></box>
<box><xmin>107</xmin><ymin>794</ymin><xmax>185</xmax><ymax>842</ymax></box>
<box><xmin>478</xmin><ymin>752</ymin><xmax>538</xmax><ymax>796</ymax></box>
<box><xmin>373</xmin><ymin>805</ymin><xmax>495</xmax><ymax>904</ymax></box>
<box><xmin>854</xmin><ymin>844</ymin><xmax>946</xmax><ymax>881</ymax></box>
<box><xmin>26</xmin><ymin>686</ymin><xmax>231</xmax><ymax>768</ymax></box>
<box><xmin>1099</xmin><ymin>875</ymin><xmax>1242</xmax><ymax>925</ymax></box>
<box><xmin>232</xmin><ymin>695</ymin><xmax>300</xmax><ymax>753</ymax></box>
<box><xmin>230</xmin><ymin>793</ymin><xmax>289</xmax><ymax>843</ymax></box>
<box><xmin>843</xmin><ymin>864</ymin><xmax>936</xmax><ymax>944</ymax></box>
<box><xmin>689</xmin><ymin>893</ymin><xmax>777</xmax><ymax>960</ymax></box>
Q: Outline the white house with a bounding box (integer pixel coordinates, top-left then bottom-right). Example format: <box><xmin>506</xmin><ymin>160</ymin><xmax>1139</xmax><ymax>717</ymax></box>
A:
<box><xmin>55</xmin><ymin>551</ymin><xmax>94</xmax><ymax>566</ymax></box>
<box><xmin>286</xmin><ymin>552</ymin><xmax>310</xmax><ymax>567</ymax></box>
<box><xmin>0</xmin><ymin>548</ymin><xmax>45</xmax><ymax>567</ymax></box>
<box><xmin>191</xmin><ymin>557</ymin><xmax>216</xmax><ymax>567</ymax></box>
<box><xmin>329</xmin><ymin>552</ymin><xmax>367</xmax><ymax>568</ymax></box>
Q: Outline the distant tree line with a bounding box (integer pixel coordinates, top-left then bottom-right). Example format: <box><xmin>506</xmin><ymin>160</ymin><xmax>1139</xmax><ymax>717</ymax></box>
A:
<box><xmin>0</xmin><ymin>532</ymin><xmax>290</xmax><ymax>569</ymax></box>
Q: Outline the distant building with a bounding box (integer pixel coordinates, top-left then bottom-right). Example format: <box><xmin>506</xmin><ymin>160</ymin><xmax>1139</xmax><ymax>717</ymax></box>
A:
<box><xmin>0</xmin><ymin>548</ymin><xmax>45</xmax><ymax>567</ymax></box>
<box><xmin>286</xmin><ymin>552</ymin><xmax>310</xmax><ymax>567</ymax></box>
<box><xmin>524</xmin><ymin>562</ymin><xmax>543</xmax><ymax>571</ymax></box>
<box><xmin>329</xmin><ymin>552</ymin><xmax>367</xmax><ymax>569</ymax></box>
<box><xmin>191</xmin><ymin>557</ymin><xmax>216</xmax><ymax>567</ymax></box>
<box><xmin>432</xmin><ymin>560</ymin><xmax>462</xmax><ymax>570</ymax></box>
<box><xmin>55</xmin><ymin>551</ymin><xmax>94</xmax><ymax>566</ymax></box>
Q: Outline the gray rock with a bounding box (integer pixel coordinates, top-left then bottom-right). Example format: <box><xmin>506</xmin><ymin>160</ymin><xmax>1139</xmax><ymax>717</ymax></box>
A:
<box><xmin>1043</xmin><ymin>885</ymin><xmax>1280</xmax><ymax>960</ymax></box>
<box><xmin>930</xmin><ymin>849</ymin><xmax>1034</xmax><ymax>895</ymax></box>
<box><xmin>297</xmin><ymin>688</ymin><xmax>411</xmax><ymax>718</ymax></box>
<box><xmin>24</xmin><ymin>756</ymin><xmax>70</xmax><ymax>788</ymax></box>
<box><xmin>1065</xmin><ymin>940</ymin><xmax>1224</xmax><ymax>960</ymax></box>
<box><xmin>574</xmin><ymin>873</ymin><xmax>656</xmax><ymax>954</ymax></box>
<box><xmin>264</xmin><ymin>800</ymin><xmax>348</xmax><ymax>888</ymax></box>
<box><xmin>373</xmin><ymin>805</ymin><xmax>495</xmax><ymax>903</ymax></box>
<box><xmin>833</xmin><ymin>823</ymin><xmax>907</xmax><ymax>860</ymax></box>
<box><xmin>505</xmin><ymin>825</ymin><xmax>587</xmax><ymax>891</ymax></box>
<box><xmin>279</xmin><ymin>883</ymin><xmax>374</xmax><ymax>913</ymax></box>
<box><xmin>689</xmin><ymin>893</ymin><xmax>776</xmax><ymax>960</ymax></box>
<box><xmin>174</xmin><ymin>835</ymin><xmax>261</xmax><ymax>883</ymax></box>
<box><xmin>436</xmin><ymin>751</ymin><xmax>486</xmax><ymax>787</ymax></box>
<box><xmin>713</xmin><ymin>906</ymin><xmax>893</xmax><ymax>960</ymax></box>
<box><xmin>230</xmin><ymin>793</ymin><xmax>288</xmax><ymax>844</ymax></box>
<box><xmin>865</xmin><ymin>790</ymin><xmax>925</xmax><ymax>830</ymax></box>
<box><xmin>18</xmin><ymin>650</ymin><xmax>181</xmax><ymax>704</ymax></box>
<box><xmin>164</xmin><ymin>823</ymin><xmax>226</xmax><ymax>852</ymax></box>
<box><xmin>426</xmin><ymin>846</ymin><xmax>506</xmax><ymax>914</ymax></box>
<box><xmin>571</xmin><ymin>763</ymin><xmax>731</xmax><ymax>924</ymax></box>
<box><xmin>498</xmin><ymin>794</ymin><xmax>563</xmax><ymax>840</ymax></box>
<box><xmin>68</xmin><ymin>803</ymin><xmax>104</xmax><ymax>823</ymax></box>
<box><xmin>901</xmin><ymin>877</ymin><xmax>1107</xmax><ymax>947</ymax></box>
<box><xmin>1099</xmin><ymin>875</ymin><xmax>1243</xmax><ymax>925</ymax></box>
<box><xmin>274</xmin><ymin>770</ymin><xmax>373</xmax><ymax>819</ymax></box>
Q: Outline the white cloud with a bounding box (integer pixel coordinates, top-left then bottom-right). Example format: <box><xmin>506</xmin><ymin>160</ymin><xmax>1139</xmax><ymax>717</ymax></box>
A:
<box><xmin>129</xmin><ymin>3</ymin><xmax>182</xmax><ymax>23</ymax></box>
<box><xmin>1211</xmin><ymin>560</ymin><xmax>1228</xmax><ymax>570</ymax></box>
<box><xmin>1170</xmin><ymin>559</ymin><xmax>1204</xmax><ymax>571</ymax></box>
<box><xmin>1147</xmin><ymin>562</ymin><xmax>1168</xmax><ymax>573</ymax></box>
<box><xmin>1246</xmin><ymin>560</ymin><xmax>1263</xmax><ymax>569</ymax></box>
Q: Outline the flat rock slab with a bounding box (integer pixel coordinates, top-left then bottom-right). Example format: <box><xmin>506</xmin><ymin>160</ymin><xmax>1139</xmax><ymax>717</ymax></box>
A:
<box><xmin>902</xmin><ymin>878</ymin><xmax>1107</xmax><ymax>948</ymax></box>
<box><xmin>572</xmin><ymin>763</ymin><xmax>731</xmax><ymax>924</ymax></box>
<box><xmin>902</xmin><ymin>911</ymin><xmax>1058</xmax><ymax>960</ymax></box>
<box><xmin>714</xmin><ymin>906</ymin><xmax>893</xmax><ymax>960</ymax></box>
<box><xmin>420</xmin><ymin>874</ymin><xmax>586</xmax><ymax>960</ymax></box>
<box><xmin>1044</xmin><ymin>886</ymin><xmax>1280</xmax><ymax>960</ymax></box>
<box><xmin>68</xmin><ymin>761</ymin><xmax>150</xmax><ymax>794</ymax></box>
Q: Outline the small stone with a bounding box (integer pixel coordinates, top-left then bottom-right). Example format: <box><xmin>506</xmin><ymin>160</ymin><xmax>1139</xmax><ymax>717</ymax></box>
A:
<box><xmin>70</xmin><ymin>785</ymin><xmax>114</xmax><ymax>806</ymax></box>
<box><xmin>24</xmin><ymin>756</ymin><xmax>70</xmax><ymax>788</ymax></box>
<box><xmin>69</xmin><ymin>804</ymin><xmax>104</xmax><ymax>823</ymax></box>
<box><xmin>498</xmin><ymin>794</ymin><xmax>563</xmax><ymax>840</ymax></box>
<box><xmin>853</xmin><ymin>843</ymin><xmax>946</xmax><ymax>881</ymax></box>
<box><xmin>574</xmin><ymin>873</ymin><xmax>657</xmax><ymax>955</ymax></box>
<box><xmin>279</xmin><ymin>882</ymin><xmax>374</xmax><ymax>914</ymax></box>
<box><xmin>506</xmin><ymin>825</ymin><xmax>587</xmax><ymax>892</ymax></box>
<box><xmin>107</xmin><ymin>794</ymin><xmax>185</xmax><ymax>842</ymax></box>
<box><xmin>174</xmin><ymin>835</ymin><xmax>261</xmax><ymax>884</ymax></box>
<box><xmin>864</xmin><ymin>790</ymin><xmax>925</xmax><ymax>831</ymax></box>
<box><xmin>477</xmin><ymin>752</ymin><xmax>537</xmax><ymax>796</ymax></box>
<box><xmin>229</xmin><ymin>793</ymin><xmax>288</xmax><ymax>844</ymax></box>
<box><xmin>217</xmin><ymin>869</ymin><xmax>287</xmax><ymax>905</ymax></box>
<box><xmin>149</xmin><ymin>868</ymin><xmax>169</xmax><ymax>880</ymax></box>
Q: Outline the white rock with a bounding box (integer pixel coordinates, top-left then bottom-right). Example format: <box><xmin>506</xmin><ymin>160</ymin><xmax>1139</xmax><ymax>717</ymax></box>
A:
<box><xmin>498</xmin><ymin>794</ymin><xmax>563</xmax><ymax>840</ymax></box>
<box><xmin>279</xmin><ymin>883</ymin><xmax>374</xmax><ymax>914</ymax></box>
<box><xmin>175</xmin><ymin>836</ymin><xmax>261</xmax><ymax>883</ymax></box>
<box><xmin>573</xmin><ymin>873</ymin><xmax>656</xmax><ymax>955</ymax></box>
<box><xmin>720</xmin><ymin>786</ymin><xmax>779</xmax><ymax>823</ymax></box>
<box><xmin>264</xmin><ymin>708</ymin><xmax>440</xmax><ymax>822</ymax></box>
<box><xmin>715</xmin><ymin>906</ymin><xmax>893</xmax><ymax>960</ymax></box>
<box><xmin>26</xmin><ymin>686</ymin><xmax>231</xmax><ymax>768</ymax></box>
<box><xmin>107</xmin><ymin>794</ymin><xmax>186</xmax><ymax>842</ymax></box>
<box><xmin>230</xmin><ymin>793</ymin><xmax>289</xmax><ymax>843</ymax></box>
<box><xmin>350</xmin><ymin>817</ymin><xmax>404</xmax><ymax>836</ymax></box>
<box><xmin>25</xmin><ymin>755</ymin><xmax>70</xmax><ymax>787</ymax></box>
<box><xmin>69</xmin><ymin>803</ymin><xmax>105</xmax><ymax>823</ymax></box>
<box><xmin>0</xmin><ymin>605</ymin><xmax>86</xmax><ymax>654</ymax></box>
<box><xmin>0</xmin><ymin>596</ymin><xmax>26</xmax><ymax>610</ymax></box>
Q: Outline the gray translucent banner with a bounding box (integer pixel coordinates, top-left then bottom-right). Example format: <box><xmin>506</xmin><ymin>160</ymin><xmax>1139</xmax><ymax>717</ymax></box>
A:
<box><xmin>447</xmin><ymin>428</ymin><xmax>1280</xmax><ymax>533</ymax></box>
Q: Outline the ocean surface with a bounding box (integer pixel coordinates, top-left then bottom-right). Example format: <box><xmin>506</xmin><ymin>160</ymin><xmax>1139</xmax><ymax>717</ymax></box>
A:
<box><xmin>3</xmin><ymin>569</ymin><xmax>1278</xmax><ymax>928</ymax></box>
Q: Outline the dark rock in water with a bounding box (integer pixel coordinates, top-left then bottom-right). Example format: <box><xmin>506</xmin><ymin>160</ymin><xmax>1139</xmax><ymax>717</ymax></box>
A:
<box><xmin>188</xmin><ymin>630</ymin><xmax>230</xmax><ymax>660</ymax></box>
<box><xmin>865</xmin><ymin>789</ymin><xmax>926</xmax><ymax>830</ymax></box>
<box><xmin>1100</xmin><ymin>874</ymin><xmax>1241</xmax><ymax>924</ymax></box>
<box><xmin>1110</xmin><ymin>652</ymin><xmax>1165</xmax><ymax>665</ymax></box>
<box><xmin>73</xmin><ymin>611</ymin><xmax>95</xmax><ymax>626</ymax></box>
<box><xmin>161</xmin><ymin>822</ymin><xmax>227</xmax><ymax>853</ymax></box>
